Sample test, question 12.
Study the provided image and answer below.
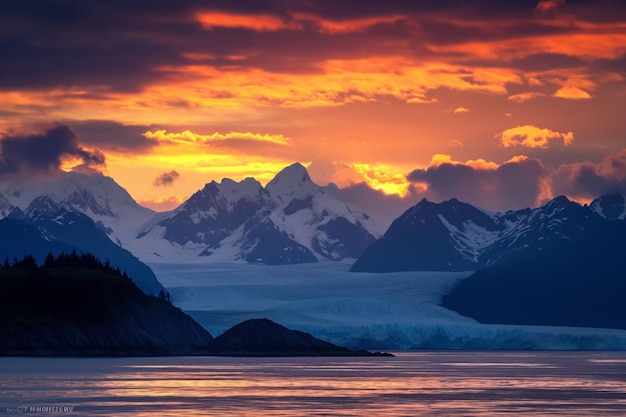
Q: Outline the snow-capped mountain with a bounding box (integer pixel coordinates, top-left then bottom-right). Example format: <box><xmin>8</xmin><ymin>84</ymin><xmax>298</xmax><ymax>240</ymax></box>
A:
<box><xmin>0</xmin><ymin>171</ymin><xmax>163</xmax><ymax>294</ymax></box>
<box><xmin>135</xmin><ymin>163</ymin><xmax>382</xmax><ymax>264</ymax></box>
<box><xmin>351</xmin><ymin>195</ymin><xmax>609</xmax><ymax>272</ymax></box>
<box><xmin>0</xmin><ymin>201</ymin><xmax>165</xmax><ymax>296</ymax></box>
<box><xmin>0</xmin><ymin>171</ymin><xmax>155</xmax><ymax>247</ymax></box>
<box><xmin>442</xmin><ymin>217</ymin><xmax>626</xmax><ymax>330</ymax></box>
<box><xmin>590</xmin><ymin>192</ymin><xmax>626</xmax><ymax>220</ymax></box>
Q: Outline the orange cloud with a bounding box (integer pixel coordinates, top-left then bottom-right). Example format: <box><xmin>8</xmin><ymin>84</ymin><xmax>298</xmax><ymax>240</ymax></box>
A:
<box><xmin>497</xmin><ymin>125</ymin><xmax>574</xmax><ymax>148</ymax></box>
<box><xmin>195</xmin><ymin>12</ymin><xmax>300</xmax><ymax>32</ymax></box>
<box><xmin>430</xmin><ymin>154</ymin><xmax>499</xmax><ymax>170</ymax></box>
<box><xmin>293</xmin><ymin>13</ymin><xmax>406</xmax><ymax>34</ymax></box>
<box><xmin>553</xmin><ymin>86</ymin><xmax>592</xmax><ymax>99</ymax></box>
<box><xmin>143</xmin><ymin>129</ymin><xmax>290</xmax><ymax>146</ymax></box>
<box><xmin>453</xmin><ymin>106</ymin><xmax>470</xmax><ymax>114</ymax></box>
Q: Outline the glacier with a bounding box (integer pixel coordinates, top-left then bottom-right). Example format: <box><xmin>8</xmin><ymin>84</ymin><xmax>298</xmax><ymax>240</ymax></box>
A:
<box><xmin>151</xmin><ymin>261</ymin><xmax>626</xmax><ymax>350</ymax></box>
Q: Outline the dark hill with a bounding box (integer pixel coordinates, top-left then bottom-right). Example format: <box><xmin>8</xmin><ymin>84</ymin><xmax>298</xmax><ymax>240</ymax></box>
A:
<box><xmin>207</xmin><ymin>318</ymin><xmax>391</xmax><ymax>357</ymax></box>
<box><xmin>442</xmin><ymin>220</ymin><xmax>626</xmax><ymax>330</ymax></box>
<box><xmin>0</xmin><ymin>255</ymin><xmax>389</xmax><ymax>357</ymax></box>
<box><xmin>0</xmin><ymin>257</ymin><xmax>213</xmax><ymax>356</ymax></box>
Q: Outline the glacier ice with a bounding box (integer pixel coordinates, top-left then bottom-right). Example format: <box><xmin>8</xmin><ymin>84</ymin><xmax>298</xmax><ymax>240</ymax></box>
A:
<box><xmin>151</xmin><ymin>261</ymin><xmax>626</xmax><ymax>350</ymax></box>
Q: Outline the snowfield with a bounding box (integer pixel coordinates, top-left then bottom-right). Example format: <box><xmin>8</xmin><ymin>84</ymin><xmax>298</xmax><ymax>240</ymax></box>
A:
<box><xmin>150</xmin><ymin>261</ymin><xmax>626</xmax><ymax>350</ymax></box>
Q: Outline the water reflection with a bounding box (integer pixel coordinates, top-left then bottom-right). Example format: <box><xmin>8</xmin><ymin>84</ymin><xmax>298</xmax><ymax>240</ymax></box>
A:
<box><xmin>1</xmin><ymin>352</ymin><xmax>626</xmax><ymax>416</ymax></box>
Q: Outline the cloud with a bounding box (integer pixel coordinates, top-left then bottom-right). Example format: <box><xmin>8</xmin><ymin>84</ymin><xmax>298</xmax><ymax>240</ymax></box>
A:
<box><xmin>535</xmin><ymin>0</ymin><xmax>566</xmax><ymax>13</ymax></box>
<box><xmin>336</xmin><ymin>182</ymin><xmax>421</xmax><ymax>230</ymax></box>
<box><xmin>507</xmin><ymin>92</ymin><xmax>545</xmax><ymax>102</ymax></box>
<box><xmin>2</xmin><ymin>0</ymin><xmax>624</xmax><ymax>114</ymax></box>
<box><xmin>430</xmin><ymin>154</ymin><xmax>499</xmax><ymax>170</ymax></box>
<box><xmin>195</xmin><ymin>12</ymin><xmax>301</xmax><ymax>32</ymax></box>
<box><xmin>0</xmin><ymin>125</ymin><xmax>104</xmax><ymax>178</ymax></box>
<box><xmin>553</xmin><ymin>86</ymin><xmax>592</xmax><ymax>99</ymax></box>
<box><xmin>69</xmin><ymin>120</ymin><xmax>159</xmax><ymax>153</ymax></box>
<box><xmin>496</xmin><ymin>125</ymin><xmax>574</xmax><ymax>148</ymax></box>
<box><xmin>144</xmin><ymin>130</ymin><xmax>290</xmax><ymax>147</ymax></box>
<box><xmin>153</xmin><ymin>170</ymin><xmax>180</xmax><ymax>187</ymax></box>
<box><xmin>552</xmin><ymin>148</ymin><xmax>626</xmax><ymax>199</ymax></box>
<box><xmin>307</xmin><ymin>158</ymin><xmax>363</xmax><ymax>188</ymax></box>
<box><xmin>407</xmin><ymin>155</ymin><xmax>551</xmax><ymax>211</ymax></box>
<box><xmin>453</xmin><ymin>106</ymin><xmax>470</xmax><ymax>114</ymax></box>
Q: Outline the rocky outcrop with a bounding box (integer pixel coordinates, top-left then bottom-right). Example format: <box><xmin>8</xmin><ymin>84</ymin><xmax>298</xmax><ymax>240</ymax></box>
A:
<box><xmin>207</xmin><ymin>318</ymin><xmax>391</xmax><ymax>356</ymax></box>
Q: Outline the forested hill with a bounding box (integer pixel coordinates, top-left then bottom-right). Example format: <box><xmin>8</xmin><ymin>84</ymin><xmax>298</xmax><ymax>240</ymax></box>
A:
<box><xmin>0</xmin><ymin>252</ymin><xmax>214</xmax><ymax>356</ymax></box>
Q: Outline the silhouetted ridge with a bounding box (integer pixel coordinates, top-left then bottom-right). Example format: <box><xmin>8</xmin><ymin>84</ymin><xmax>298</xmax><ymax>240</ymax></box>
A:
<box><xmin>0</xmin><ymin>253</ymin><xmax>213</xmax><ymax>356</ymax></box>
<box><xmin>442</xmin><ymin>220</ymin><xmax>626</xmax><ymax>330</ymax></box>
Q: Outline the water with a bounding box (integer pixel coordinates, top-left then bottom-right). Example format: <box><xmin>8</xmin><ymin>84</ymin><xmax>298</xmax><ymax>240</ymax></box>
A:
<box><xmin>2</xmin><ymin>352</ymin><xmax>626</xmax><ymax>416</ymax></box>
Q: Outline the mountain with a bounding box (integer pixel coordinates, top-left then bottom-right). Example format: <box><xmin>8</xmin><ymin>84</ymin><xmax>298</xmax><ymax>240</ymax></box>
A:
<box><xmin>0</xmin><ymin>201</ymin><xmax>165</xmax><ymax>296</ymax></box>
<box><xmin>0</xmin><ymin>172</ymin><xmax>165</xmax><ymax>294</ymax></box>
<box><xmin>0</xmin><ymin>256</ymin><xmax>213</xmax><ymax>356</ymax></box>
<box><xmin>0</xmin><ymin>165</ymin><xmax>380</xmax><ymax>268</ymax></box>
<box><xmin>351</xmin><ymin>195</ymin><xmax>607</xmax><ymax>272</ymax></box>
<box><xmin>0</xmin><ymin>171</ymin><xmax>155</xmax><ymax>248</ymax></box>
<box><xmin>0</xmin><ymin>207</ymin><xmax>165</xmax><ymax>295</ymax></box>
<box><xmin>441</xmin><ymin>220</ymin><xmax>626</xmax><ymax>330</ymax></box>
<box><xmin>590</xmin><ymin>192</ymin><xmax>626</xmax><ymax>220</ymax></box>
<box><xmin>135</xmin><ymin>163</ymin><xmax>381</xmax><ymax>264</ymax></box>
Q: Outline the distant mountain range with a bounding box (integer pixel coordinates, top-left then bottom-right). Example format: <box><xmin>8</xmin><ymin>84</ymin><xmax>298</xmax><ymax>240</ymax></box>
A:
<box><xmin>351</xmin><ymin>193</ymin><xmax>625</xmax><ymax>272</ymax></box>
<box><xmin>2</xmin><ymin>163</ymin><xmax>625</xmax><ymax>334</ymax></box>
<box><xmin>2</xmin><ymin>164</ymin><xmax>624</xmax><ymax>277</ymax></box>
<box><xmin>135</xmin><ymin>163</ymin><xmax>381</xmax><ymax>264</ymax></box>
<box><xmin>0</xmin><ymin>164</ymin><xmax>382</xmax><ymax>290</ymax></box>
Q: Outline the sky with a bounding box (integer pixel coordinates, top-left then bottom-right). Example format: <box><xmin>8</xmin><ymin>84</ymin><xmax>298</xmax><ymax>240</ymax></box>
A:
<box><xmin>1</xmin><ymin>0</ymin><xmax>625</xmax><ymax>225</ymax></box>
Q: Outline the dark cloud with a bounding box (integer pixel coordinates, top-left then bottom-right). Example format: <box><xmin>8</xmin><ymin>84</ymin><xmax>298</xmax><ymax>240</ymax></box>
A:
<box><xmin>552</xmin><ymin>148</ymin><xmax>626</xmax><ymax>199</ymax></box>
<box><xmin>154</xmin><ymin>170</ymin><xmax>180</xmax><ymax>187</ymax></box>
<box><xmin>337</xmin><ymin>182</ymin><xmax>421</xmax><ymax>229</ymax></box>
<box><xmin>69</xmin><ymin>120</ymin><xmax>158</xmax><ymax>153</ymax></box>
<box><xmin>0</xmin><ymin>125</ymin><xmax>105</xmax><ymax>177</ymax></box>
<box><xmin>407</xmin><ymin>157</ymin><xmax>551</xmax><ymax>211</ymax></box>
<box><xmin>1</xmin><ymin>0</ymin><xmax>623</xmax><ymax>94</ymax></box>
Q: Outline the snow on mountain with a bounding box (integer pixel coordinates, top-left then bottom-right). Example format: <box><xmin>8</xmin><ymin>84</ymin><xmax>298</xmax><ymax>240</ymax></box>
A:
<box><xmin>0</xmin><ymin>201</ymin><xmax>165</xmax><ymax>296</ymax></box>
<box><xmin>590</xmin><ymin>192</ymin><xmax>626</xmax><ymax>220</ymax></box>
<box><xmin>0</xmin><ymin>193</ymin><xmax>13</xmax><ymax>218</ymax></box>
<box><xmin>0</xmin><ymin>171</ymin><xmax>155</xmax><ymax>248</ymax></box>
<box><xmin>0</xmin><ymin>171</ymin><xmax>165</xmax><ymax>294</ymax></box>
<box><xmin>135</xmin><ymin>163</ymin><xmax>382</xmax><ymax>264</ymax></box>
<box><xmin>351</xmin><ymin>195</ymin><xmax>607</xmax><ymax>272</ymax></box>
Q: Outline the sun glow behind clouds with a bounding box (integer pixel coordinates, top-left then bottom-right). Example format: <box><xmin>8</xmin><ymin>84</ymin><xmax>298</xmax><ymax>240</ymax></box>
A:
<box><xmin>352</xmin><ymin>163</ymin><xmax>411</xmax><ymax>197</ymax></box>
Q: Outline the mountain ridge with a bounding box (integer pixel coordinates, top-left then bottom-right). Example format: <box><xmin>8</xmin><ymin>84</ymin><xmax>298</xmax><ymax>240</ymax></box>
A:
<box><xmin>351</xmin><ymin>193</ymin><xmax>618</xmax><ymax>272</ymax></box>
<box><xmin>133</xmin><ymin>162</ymin><xmax>382</xmax><ymax>264</ymax></box>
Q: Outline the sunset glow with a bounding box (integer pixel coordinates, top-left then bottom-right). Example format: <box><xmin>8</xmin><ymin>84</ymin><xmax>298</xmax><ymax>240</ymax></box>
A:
<box><xmin>1</xmin><ymin>0</ymin><xmax>625</xmax><ymax>216</ymax></box>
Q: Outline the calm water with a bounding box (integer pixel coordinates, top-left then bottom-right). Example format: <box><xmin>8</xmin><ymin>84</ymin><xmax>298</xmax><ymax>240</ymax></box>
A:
<box><xmin>1</xmin><ymin>352</ymin><xmax>626</xmax><ymax>416</ymax></box>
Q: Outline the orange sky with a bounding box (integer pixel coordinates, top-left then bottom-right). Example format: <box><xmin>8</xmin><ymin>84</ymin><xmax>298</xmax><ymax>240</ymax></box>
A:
<box><xmin>1</xmin><ymin>0</ymin><xmax>625</xmax><ymax>221</ymax></box>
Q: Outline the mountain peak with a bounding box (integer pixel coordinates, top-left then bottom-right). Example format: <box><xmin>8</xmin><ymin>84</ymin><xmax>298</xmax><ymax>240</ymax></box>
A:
<box><xmin>266</xmin><ymin>162</ymin><xmax>315</xmax><ymax>197</ymax></box>
<box><xmin>547</xmin><ymin>195</ymin><xmax>571</xmax><ymax>205</ymax></box>
<box><xmin>590</xmin><ymin>192</ymin><xmax>626</xmax><ymax>220</ymax></box>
